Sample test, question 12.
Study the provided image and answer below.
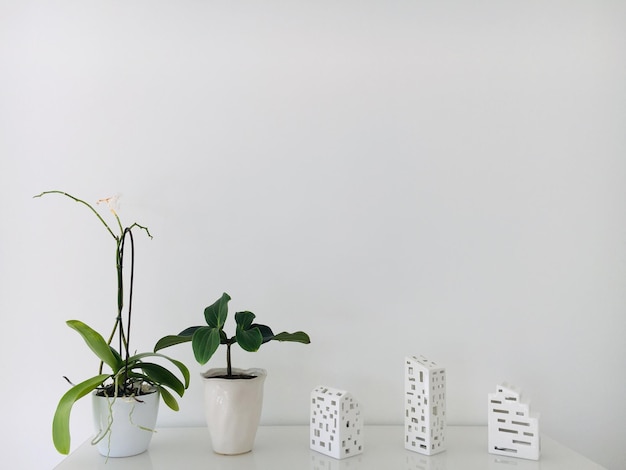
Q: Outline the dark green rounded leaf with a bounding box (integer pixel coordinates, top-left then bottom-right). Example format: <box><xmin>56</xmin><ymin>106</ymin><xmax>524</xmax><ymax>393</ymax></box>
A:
<box><xmin>235</xmin><ymin>311</ymin><xmax>256</xmax><ymax>330</ymax></box>
<box><xmin>204</xmin><ymin>292</ymin><xmax>230</xmax><ymax>328</ymax></box>
<box><xmin>251</xmin><ymin>323</ymin><xmax>275</xmax><ymax>343</ymax></box>
<box><xmin>179</xmin><ymin>326</ymin><xmax>203</xmax><ymax>337</ymax></box>
<box><xmin>192</xmin><ymin>326</ymin><xmax>221</xmax><ymax>364</ymax></box>
<box><xmin>236</xmin><ymin>326</ymin><xmax>263</xmax><ymax>352</ymax></box>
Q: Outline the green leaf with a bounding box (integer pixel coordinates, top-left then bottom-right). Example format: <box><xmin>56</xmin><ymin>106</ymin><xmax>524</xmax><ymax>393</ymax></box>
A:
<box><xmin>272</xmin><ymin>331</ymin><xmax>311</xmax><ymax>344</ymax></box>
<box><xmin>135</xmin><ymin>362</ymin><xmax>186</xmax><ymax>397</ymax></box>
<box><xmin>109</xmin><ymin>346</ymin><xmax>123</xmax><ymax>364</ymax></box>
<box><xmin>251</xmin><ymin>323</ymin><xmax>275</xmax><ymax>343</ymax></box>
<box><xmin>204</xmin><ymin>292</ymin><xmax>230</xmax><ymax>328</ymax></box>
<box><xmin>179</xmin><ymin>326</ymin><xmax>203</xmax><ymax>337</ymax></box>
<box><xmin>52</xmin><ymin>374</ymin><xmax>110</xmax><ymax>454</ymax></box>
<box><xmin>154</xmin><ymin>334</ymin><xmax>193</xmax><ymax>352</ymax></box>
<box><xmin>234</xmin><ymin>311</ymin><xmax>256</xmax><ymax>330</ymax></box>
<box><xmin>192</xmin><ymin>326</ymin><xmax>221</xmax><ymax>364</ymax></box>
<box><xmin>66</xmin><ymin>320</ymin><xmax>122</xmax><ymax>372</ymax></box>
<box><xmin>157</xmin><ymin>385</ymin><xmax>179</xmax><ymax>411</ymax></box>
<box><xmin>165</xmin><ymin>357</ymin><xmax>190</xmax><ymax>389</ymax></box>
<box><xmin>128</xmin><ymin>352</ymin><xmax>190</xmax><ymax>389</ymax></box>
<box><xmin>236</xmin><ymin>326</ymin><xmax>263</xmax><ymax>352</ymax></box>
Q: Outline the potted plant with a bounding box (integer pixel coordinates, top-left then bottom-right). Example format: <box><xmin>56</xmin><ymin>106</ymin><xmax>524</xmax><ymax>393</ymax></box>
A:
<box><xmin>154</xmin><ymin>292</ymin><xmax>310</xmax><ymax>455</ymax></box>
<box><xmin>35</xmin><ymin>191</ymin><xmax>190</xmax><ymax>458</ymax></box>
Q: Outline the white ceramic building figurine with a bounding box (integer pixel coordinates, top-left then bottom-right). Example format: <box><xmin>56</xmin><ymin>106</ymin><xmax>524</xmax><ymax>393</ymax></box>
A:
<box><xmin>404</xmin><ymin>355</ymin><xmax>446</xmax><ymax>455</ymax></box>
<box><xmin>310</xmin><ymin>386</ymin><xmax>363</xmax><ymax>459</ymax></box>
<box><xmin>488</xmin><ymin>383</ymin><xmax>540</xmax><ymax>460</ymax></box>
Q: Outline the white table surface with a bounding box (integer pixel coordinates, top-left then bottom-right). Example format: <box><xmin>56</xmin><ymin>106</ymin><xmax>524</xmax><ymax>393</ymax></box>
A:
<box><xmin>55</xmin><ymin>425</ymin><xmax>607</xmax><ymax>469</ymax></box>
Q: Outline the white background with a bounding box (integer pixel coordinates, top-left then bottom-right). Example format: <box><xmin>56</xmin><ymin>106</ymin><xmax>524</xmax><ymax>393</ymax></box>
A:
<box><xmin>1</xmin><ymin>1</ymin><xmax>625</xmax><ymax>469</ymax></box>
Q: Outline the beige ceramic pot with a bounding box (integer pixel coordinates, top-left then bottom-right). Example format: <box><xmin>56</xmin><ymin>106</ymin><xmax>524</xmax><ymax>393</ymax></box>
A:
<box><xmin>202</xmin><ymin>367</ymin><xmax>267</xmax><ymax>455</ymax></box>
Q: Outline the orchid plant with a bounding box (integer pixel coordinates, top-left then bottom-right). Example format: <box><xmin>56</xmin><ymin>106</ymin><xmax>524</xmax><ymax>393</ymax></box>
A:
<box><xmin>35</xmin><ymin>191</ymin><xmax>190</xmax><ymax>455</ymax></box>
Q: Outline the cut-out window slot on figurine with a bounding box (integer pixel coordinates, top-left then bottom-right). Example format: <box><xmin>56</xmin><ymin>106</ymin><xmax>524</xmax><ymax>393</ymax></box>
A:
<box><xmin>495</xmin><ymin>446</ymin><xmax>517</xmax><ymax>454</ymax></box>
<box><xmin>499</xmin><ymin>428</ymin><xmax>518</xmax><ymax>434</ymax></box>
<box><xmin>512</xmin><ymin>421</ymin><xmax>529</xmax><ymax>426</ymax></box>
<box><xmin>513</xmin><ymin>440</ymin><xmax>531</xmax><ymax>446</ymax></box>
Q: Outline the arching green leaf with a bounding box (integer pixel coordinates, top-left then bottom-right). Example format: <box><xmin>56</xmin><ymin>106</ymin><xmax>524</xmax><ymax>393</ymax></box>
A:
<box><xmin>66</xmin><ymin>320</ymin><xmax>122</xmax><ymax>372</ymax></box>
<box><xmin>52</xmin><ymin>374</ymin><xmax>110</xmax><ymax>454</ymax></box>
<box><xmin>135</xmin><ymin>362</ymin><xmax>186</xmax><ymax>396</ymax></box>
<box><xmin>154</xmin><ymin>334</ymin><xmax>192</xmax><ymax>352</ymax></box>
<box><xmin>157</xmin><ymin>385</ymin><xmax>179</xmax><ymax>411</ymax></box>
<box><xmin>129</xmin><ymin>352</ymin><xmax>190</xmax><ymax>389</ymax></box>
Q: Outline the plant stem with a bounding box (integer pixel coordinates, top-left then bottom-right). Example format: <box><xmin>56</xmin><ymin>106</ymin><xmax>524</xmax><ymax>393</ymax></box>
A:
<box><xmin>226</xmin><ymin>341</ymin><xmax>232</xmax><ymax>377</ymax></box>
<box><xmin>33</xmin><ymin>191</ymin><xmax>118</xmax><ymax>240</ymax></box>
<box><xmin>123</xmin><ymin>228</ymin><xmax>136</xmax><ymax>386</ymax></box>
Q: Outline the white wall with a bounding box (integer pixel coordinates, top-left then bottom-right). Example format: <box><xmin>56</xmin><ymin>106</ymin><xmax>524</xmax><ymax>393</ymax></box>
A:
<box><xmin>1</xmin><ymin>1</ymin><xmax>625</xmax><ymax>468</ymax></box>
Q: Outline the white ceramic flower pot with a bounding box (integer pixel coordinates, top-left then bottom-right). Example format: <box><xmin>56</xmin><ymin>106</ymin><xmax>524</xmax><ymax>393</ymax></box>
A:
<box><xmin>202</xmin><ymin>367</ymin><xmax>267</xmax><ymax>455</ymax></box>
<box><xmin>92</xmin><ymin>389</ymin><xmax>160</xmax><ymax>458</ymax></box>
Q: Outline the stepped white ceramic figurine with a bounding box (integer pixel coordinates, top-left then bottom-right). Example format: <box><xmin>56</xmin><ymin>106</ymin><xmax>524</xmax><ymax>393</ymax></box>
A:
<box><xmin>488</xmin><ymin>383</ymin><xmax>540</xmax><ymax>460</ymax></box>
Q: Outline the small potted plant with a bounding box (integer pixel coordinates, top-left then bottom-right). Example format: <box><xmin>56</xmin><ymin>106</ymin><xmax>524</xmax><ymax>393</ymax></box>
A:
<box><xmin>35</xmin><ymin>191</ymin><xmax>190</xmax><ymax>458</ymax></box>
<box><xmin>154</xmin><ymin>292</ymin><xmax>310</xmax><ymax>455</ymax></box>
